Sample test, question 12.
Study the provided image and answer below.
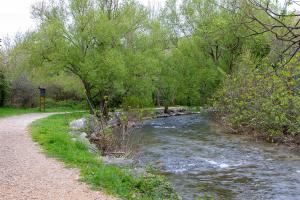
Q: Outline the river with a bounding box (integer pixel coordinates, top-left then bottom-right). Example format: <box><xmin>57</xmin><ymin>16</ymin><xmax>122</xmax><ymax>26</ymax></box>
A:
<box><xmin>132</xmin><ymin>114</ymin><xmax>300</xmax><ymax>200</ymax></box>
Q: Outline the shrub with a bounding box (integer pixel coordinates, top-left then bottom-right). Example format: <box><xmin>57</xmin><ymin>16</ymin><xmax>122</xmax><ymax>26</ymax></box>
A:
<box><xmin>46</xmin><ymin>83</ymin><xmax>83</xmax><ymax>101</ymax></box>
<box><xmin>10</xmin><ymin>74</ymin><xmax>37</xmax><ymax>108</ymax></box>
<box><xmin>45</xmin><ymin>98</ymin><xmax>87</xmax><ymax>110</ymax></box>
<box><xmin>214</xmin><ymin>52</ymin><xmax>300</xmax><ymax>140</ymax></box>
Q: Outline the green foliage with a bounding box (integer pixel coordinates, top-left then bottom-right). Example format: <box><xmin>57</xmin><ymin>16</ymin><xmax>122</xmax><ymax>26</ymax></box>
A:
<box><xmin>24</xmin><ymin>0</ymin><xmax>156</xmax><ymax>111</ymax></box>
<box><xmin>45</xmin><ymin>98</ymin><xmax>87</xmax><ymax>110</ymax></box>
<box><xmin>159</xmin><ymin>0</ymin><xmax>255</xmax><ymax>106</ymax></box>
<box><xmin>20</xmin><ymin>0</ymin><xmax>255</xmax><ymax>110</ymax></box>
<box><xmin>214</xmin><ymin>52</ymin><xmax>300</xmax><ymax>139</ymax></box>
<box><xmin>30</xmin><ymin>113</ymin><xmax>179</xmax><ymax>199</ymax></box>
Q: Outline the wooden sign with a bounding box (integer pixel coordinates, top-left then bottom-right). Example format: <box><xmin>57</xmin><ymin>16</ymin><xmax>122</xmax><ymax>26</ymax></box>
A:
<box><xmin>38</xmin><ymin>87</ymin><xmax>46</xmax><ymax>111</ymax></box>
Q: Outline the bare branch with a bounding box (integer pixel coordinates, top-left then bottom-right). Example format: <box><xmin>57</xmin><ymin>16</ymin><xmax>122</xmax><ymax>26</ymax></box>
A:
<box><xmin>244</xmin><ymin>0</ymin><xmax>300</xmax><ymax>66</ymax></box>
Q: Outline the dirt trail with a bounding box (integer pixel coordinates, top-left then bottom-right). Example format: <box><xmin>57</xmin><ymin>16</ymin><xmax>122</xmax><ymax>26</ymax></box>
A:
<box><xmin>0</xmin><ymin>113</ymin><xmax>118</xmax><ymax>200</ymax></box>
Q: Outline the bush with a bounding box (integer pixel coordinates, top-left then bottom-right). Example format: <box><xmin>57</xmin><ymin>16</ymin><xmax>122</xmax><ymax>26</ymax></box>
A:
<box><xmin>46</xmin><ymin>83</ymin><xmax>83</xmax><ymax>101</ymax></box>
<box><xmin>45</xmin><ymin>98</ymin><xmax>87</xmax><ymax>110</ymax></box>
<box><xmin>214</xmin><ymin>52</ymin><xmax>300</xmax><ymax>141</ymax></box>
<box><xmin>10</xmin><ymin>74</ymin><xmax>37</xmax><ymax>108</ymax></box>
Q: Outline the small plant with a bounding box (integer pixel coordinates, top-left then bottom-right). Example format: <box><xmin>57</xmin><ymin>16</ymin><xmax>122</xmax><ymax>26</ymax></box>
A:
<box><xmin>86</xmin><ymin>111</ymin><xmax>138</xmax><ymax>157</ymax></box>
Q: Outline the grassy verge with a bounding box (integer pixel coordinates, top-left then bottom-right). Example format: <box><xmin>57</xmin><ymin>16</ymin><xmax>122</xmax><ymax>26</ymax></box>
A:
<box><xmin>30</xmin><ymin>112</ymin><xmax>178</xmax><ymax>200</ymax></box>
<box><xmin>0</xmin><ymin>107</ymin><xmax>86</xmax><ymax>118</ymax></box>
<box><xmin>0</xmin><ymin>107</ymin><xmax>41</xmax><ymax>118</ymax></box>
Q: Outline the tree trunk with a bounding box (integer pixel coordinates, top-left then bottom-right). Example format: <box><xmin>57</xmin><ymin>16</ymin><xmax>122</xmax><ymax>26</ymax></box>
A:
<box><xmin>156</xmin><ymin>90</ymin><xmax>161</xmax><ymax>107</ymax></box>
<box><xmin>100</xmin><ymin>96</ymin><xmax>109</xmax><ymax>121</ymax></box>
<box><xmin>164</xmin><ymin>105</ymin><xmax>169</xmax><ymax>114</ymax></box>
<box><xmin>82</xmin><ymin>80</ymin><xmax>95</xmax><ymax>115</ymax></box>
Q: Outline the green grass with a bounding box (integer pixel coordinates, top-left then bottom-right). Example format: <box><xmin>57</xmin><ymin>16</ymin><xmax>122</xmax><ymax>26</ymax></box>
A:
<box><xmin>0</xmin><ymin>106</ymin><xmax>86</xmax><ymax>118</ymax></box>
<box><xmin>0</xmin><ymin>107</ymin><xmax>40</xmax><ymax>118</ymax></box>
<box><xmin>0</xmin><ymin>98</ymin><xmax>88</xmax><ymax>118</ymax></box>
<box><xmin>30</xmin><ymin>112</ymin><xmax>178</xmax><ymax>200</ymax></box>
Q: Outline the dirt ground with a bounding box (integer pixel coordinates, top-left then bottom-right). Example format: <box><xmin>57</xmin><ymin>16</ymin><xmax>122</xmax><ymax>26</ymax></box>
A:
<box><xmin>0</xmin><ymin>113</ymin><xmax>118</xmax><ymax>200</ymax></box>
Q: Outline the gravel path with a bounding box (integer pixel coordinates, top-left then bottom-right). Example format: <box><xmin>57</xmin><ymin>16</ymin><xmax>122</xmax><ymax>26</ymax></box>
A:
<box><xmin>0</xmin><ymin>113</ymin><xmax>118</xmax><ymax>200</ymax></box>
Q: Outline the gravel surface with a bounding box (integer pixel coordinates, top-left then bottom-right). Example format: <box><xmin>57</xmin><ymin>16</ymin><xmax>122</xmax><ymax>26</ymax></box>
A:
<box><xmin>0</xmin><ymin>113</ymin><xmax>118</xmax><ymax>200</ymax></box>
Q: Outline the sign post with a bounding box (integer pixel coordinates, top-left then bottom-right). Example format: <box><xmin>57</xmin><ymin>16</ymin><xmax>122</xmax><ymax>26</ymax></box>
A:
<box><xmin>39</xmin><ymin>87</ymin><xmax>46</xmax><ymax>112</ymax></box>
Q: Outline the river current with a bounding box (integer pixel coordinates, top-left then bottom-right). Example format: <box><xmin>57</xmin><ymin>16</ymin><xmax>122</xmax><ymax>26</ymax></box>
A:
<box><xmin>132</xmin><ymin>114</ymin><xmax>300</xmax><ymax>200</ymax></box>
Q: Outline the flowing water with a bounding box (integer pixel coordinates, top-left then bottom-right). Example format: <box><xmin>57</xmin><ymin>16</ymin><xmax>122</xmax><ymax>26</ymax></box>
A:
<box><xmin>132</xmin><ymin>114</ymin><xmax>300</xmax><ymax>200</ymax></box>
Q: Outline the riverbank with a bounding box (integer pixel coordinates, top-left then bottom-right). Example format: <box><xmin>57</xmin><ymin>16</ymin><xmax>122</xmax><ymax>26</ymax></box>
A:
<box><xmin>211</xmin><ymin>110</ymin><xmax>300</xmax><ymax>147</ymax></box>
<box><xmin>121</xmin><ymin>106</ymin><xmax>202</xmax><ymax>128</ymax></box>
<box><xmin>30</xmin><ymin>112</ymin><xmax>179</xmax><ymax>200</ymax></box>
<box><xmin>0</xmin><ymin>107</ymin><xmax>84</xmax><ymax>118</ymax></box>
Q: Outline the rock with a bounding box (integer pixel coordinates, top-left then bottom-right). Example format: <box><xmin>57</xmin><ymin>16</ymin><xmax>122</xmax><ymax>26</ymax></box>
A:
<box><xmin>90</xmin><ymin>133</ymin><xmax>99</xmax><ymax>140</ymax></box>
<box><xmin>70</xmin><ymin>132</ymin><xmax>99</xmax><ymax>154</ymax></box>
<box><xmin>69</xmin><ymin>130</ymin><xmax>84</xmax><ymax>136</ymax></box>
<box><xmin>107</xmin><ymin>118</ymin><xmax>119</xmax><ymax>126</ymax></box>
<box><xmin>86</xmin><ymin>115</ymin><xmax>101</xmax><ymax>133</ymax></box>
<box><xmin>107</xmin><ymin>112</ymin><xmax>121</xmax><ymax>127</ymax></box>
<box><xmin>79</xmin><ymin>132</ymin><xmax>88</xmax><ymax>140</ymax></box>
<box><xmin>69</xmin><ymin>131</ymin><xmax>88</xmax><ymax>141</ymax></box>
<box><xmin>102</xmin><ymin>156</ymin><xmax>135</xmax><ymax>167</ymax></box>
<box><xmin>157</xmin><ymin>114</ymin><xmax>170</xmax><ymax>118</ymax></box>
<box><xmin>69</xmin><ymin>130</ymin><xmax>90</xmax><ymax>142</ymax></box>
<box><xmin>128</xmin><ymin>167</ymin><xmax>148</xmax><ymax>178</ymax></box>
<box><xmin>69</xmin><ymin>117</ymin><xmax>101</xmax><ymax>154</ymax></box>
<box><xmin>87</xmin><ymin>143</ymin><xmax>99</xmax><ymax>154</ymax></box>
<box><xmin>70</xmin><ymin>118</ymin><xmax>87</xmax><ymax>130</ymax></box>
<box><xmin>115</xmin><ymin>111</ymin><xmax>121</xmax><ymax>118</ymax></box>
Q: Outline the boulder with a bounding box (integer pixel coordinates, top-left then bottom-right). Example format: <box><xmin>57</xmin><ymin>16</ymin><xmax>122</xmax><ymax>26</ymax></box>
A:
<box><xmin>131</xmin><ymin>167</ymin><xmax>148</xmax><ymax>177</ymax></box>
<box><xmin>79</xmin><ymin>132</ymin><xmax>88</xmax><ymax>140</ymax></box>
<box><xmin>69</xmin><ymin>131</ymin><xmax>99</xmax><ymax>154</ymax></box>
<box><xmin>102</xmin><ymin>156</ymin><xmax>135</xmax><ymax>167</ymax></box>
<box><xmin>69</xmin><ymin>118</ymin><xmax>99</xmax><ymax>154</ymax></box>
<box><xmin>87</xmin><ymin>143</ymin><xmax>99</xmax><ymax>154</ymax></box>
<box><xmin>107</xmin><ymin>112</ymin><xmax>121</xmax><ymax>127</ymax></box>
<box><xmin>69</xmin><ymin>118</ymin><xmax>87</xmax><ymax>130</ymax></box>
<box><xmin>86</xmin><ymin>115</ymin><xmax>101</xmax><ymax>133</ymax></box>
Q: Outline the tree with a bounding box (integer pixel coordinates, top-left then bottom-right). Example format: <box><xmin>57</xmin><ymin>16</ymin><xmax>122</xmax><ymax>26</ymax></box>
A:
<box><xmin>25</xmin><ymin>0</ymin><xmax>149</xmax><ymax>114</ymax></box>
<box><xmin>158</xmin><ymin>0</ymin><xmax>252</xmax><ymax>105</ymax></box>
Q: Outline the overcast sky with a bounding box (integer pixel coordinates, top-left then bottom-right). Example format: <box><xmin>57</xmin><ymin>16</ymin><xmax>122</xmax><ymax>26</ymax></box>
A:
<box><xmin>0</xmin><ymin>0</ymin><xmax>298</xmax><ymax>39</ymax></box>
<box><xmin>0</xmin><ymin>0</ymin><xmax>166</xmax><ymax>39</ymax></box>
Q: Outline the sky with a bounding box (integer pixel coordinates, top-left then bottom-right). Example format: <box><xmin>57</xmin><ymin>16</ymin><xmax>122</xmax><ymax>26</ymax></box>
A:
<box><xmin>0</xmin><ymin>0</ymin><xmax>298</xmax><ymax>39</ymax></box>
<box><xmin>0</xmin><ymin>0</ymin><xmax>166</xmax><ymax>39</ymax></box>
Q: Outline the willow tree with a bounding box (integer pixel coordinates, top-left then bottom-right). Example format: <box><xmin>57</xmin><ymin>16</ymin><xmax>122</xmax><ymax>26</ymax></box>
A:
<box><xmin>26</xmin><ymin>0</ymin><xmax>148</xmax><ymax>113</ymax></box>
